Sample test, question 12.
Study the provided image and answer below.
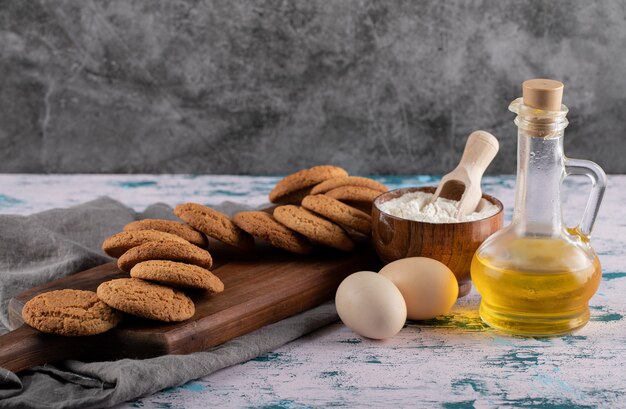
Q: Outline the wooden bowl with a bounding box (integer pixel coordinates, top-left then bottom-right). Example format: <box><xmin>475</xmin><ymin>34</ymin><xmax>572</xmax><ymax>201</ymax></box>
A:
<box><xmin>372</xmin><ymin>186</ymin><xmax>504</xmax><ymax>297</ymax></box>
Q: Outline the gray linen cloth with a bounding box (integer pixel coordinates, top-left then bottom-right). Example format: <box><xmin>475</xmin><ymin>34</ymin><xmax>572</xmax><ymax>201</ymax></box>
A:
<box><xmin>0</xmin><ymin>197</ymin><xmax>339</xmax><ymax>408</ymax></box>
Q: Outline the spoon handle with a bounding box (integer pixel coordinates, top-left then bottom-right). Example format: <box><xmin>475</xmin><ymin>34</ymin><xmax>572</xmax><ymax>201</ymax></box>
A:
<box><xmin>458</xmin><ymin>130</ymin><xmax>499</xmax><ymax>179</ymax></box>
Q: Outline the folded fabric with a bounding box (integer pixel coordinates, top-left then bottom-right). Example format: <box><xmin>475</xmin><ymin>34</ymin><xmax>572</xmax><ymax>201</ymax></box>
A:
<box><xmin>0</xmin><ymin>197</ymin><xmax>338</xmax><ymax>409</ymax></box>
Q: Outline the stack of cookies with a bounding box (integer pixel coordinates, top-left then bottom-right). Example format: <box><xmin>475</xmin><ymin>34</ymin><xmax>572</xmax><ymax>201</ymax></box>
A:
<box><xmin>233</xmin><ymin>165</ymin><xmax>388</xmax><ymax>254</ymax></box>
<box><xmin>21</xmin><ymin>204</ymin><xmax>251</xmax><ymax>336</ymax></box>
<box><xmin>94</xmin><ymin>214</ymin><xmax>227</xmax><ymax>326</ymax></box>
<box><xmin>21</xmin><ymin>165</ymin><xmax>387</xmax><ymax>336</ymax></box>
<box><xmin>94</xmin><ymin>202</ymin><xmax>262</xmax><ymax>325</ymax></box>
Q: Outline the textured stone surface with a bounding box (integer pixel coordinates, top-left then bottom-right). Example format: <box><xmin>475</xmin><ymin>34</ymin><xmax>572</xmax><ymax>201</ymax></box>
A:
<box><xmin>1</xmin><ymin>1</ymin><xmax>625</xmax><ymax>174</ymax></box>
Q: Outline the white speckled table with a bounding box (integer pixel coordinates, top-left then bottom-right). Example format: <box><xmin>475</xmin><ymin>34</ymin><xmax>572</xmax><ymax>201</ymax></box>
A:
<box><xmin>1</xmin><ymin>174</ymin><xmax>625</xmax><ymax>408</ymax></box>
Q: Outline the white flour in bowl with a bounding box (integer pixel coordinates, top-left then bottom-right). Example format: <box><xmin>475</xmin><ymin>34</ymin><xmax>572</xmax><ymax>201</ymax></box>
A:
<box><xmin>378</xmin><ymin>191</ymin><xmax>499</xmax><ymax>223</ymax></box>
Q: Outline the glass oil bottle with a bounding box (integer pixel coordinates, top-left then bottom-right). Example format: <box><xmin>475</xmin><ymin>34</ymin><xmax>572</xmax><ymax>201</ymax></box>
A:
<box><xmin>471</xmin><ymin>79</ymin><xmax>607</xmax><ymax>336</ymax></box>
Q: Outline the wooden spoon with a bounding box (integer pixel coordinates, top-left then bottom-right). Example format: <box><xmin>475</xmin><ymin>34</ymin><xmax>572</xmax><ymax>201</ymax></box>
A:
<box><xmin>431</xmin><ymin>130</ymin><xmax>499</xmax><ymax>217</ymax></box>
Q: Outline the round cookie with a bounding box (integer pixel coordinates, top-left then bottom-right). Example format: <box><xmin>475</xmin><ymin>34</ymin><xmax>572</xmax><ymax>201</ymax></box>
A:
<box><xmin>22</xmin><ymin>289</ymin><xmax>122</xmax><ymax>336</ymax></box>
<box><xmin>310</xmin><ymin>176</ymin><xmax>388</xmax><ymax>195</ymax></box>
<box><xmin>233</xmin><ymin>211</ymin><xmax>312</xmax><ymax>254</ymax></box>
<box><xmin>117</xmin><ymin>241</ymin><xmax>213</xmax><ymax>272</ymax></box>
<box><xmin>97</xmin><ymin>278</ymin><xmax>194</xmax><ymax>322</ymax></box>
<box><xmin>123</xmin><ymin>219</ymin><xmax>207</xmax><ymax>247</ymax></box>
<box><xmin>174</xmin><ymin>203</ymin><xmax>254</xmax><ymax>251</ymax></box>
<box><xmin>273</xmin><ymin>205</ymin><xmax>354</xmax><ymax>252</ymax></box>
<box><xmin>269</xmin><ymin>165</ymin><xmax>348</xmax><ymax>204</ymax></box>
<box><xmin>102</xmin><ymin>230</ymin><xmax>191</xmax><ymax>258</ymax></box>
<box><xmin>131</xmin><ymin>260</ymin><xmax>224</xmax><ymax>292</ymax></box>
<box><xmin>324</xmin><ymin>186</ymin><xmax>382</xmax><ymax>203</ymax></box>
<box><xmin>301</xmin><ymin>195</ymin><xmax>372</xmax><ymax>236</ymax></box>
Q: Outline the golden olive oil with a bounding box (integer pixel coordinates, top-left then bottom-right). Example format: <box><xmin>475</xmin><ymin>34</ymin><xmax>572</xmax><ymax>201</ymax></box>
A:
<box><xmin>472</xmin><ymin>82</ymin><xmax>607</xmax><ymax>337</ymax></box>
<box><xmin>471</xmin><ymin>238</ymin><xmax>601</xmax><ymax>336</ymax></box>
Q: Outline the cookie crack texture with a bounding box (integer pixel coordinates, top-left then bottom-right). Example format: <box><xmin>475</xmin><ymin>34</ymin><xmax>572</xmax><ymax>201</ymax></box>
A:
<box><xmin>310</xmin><ymin>176</ymin><xmax>389</xmax><ymax>195</ymax></box>
<box><xmin>325</xmin><ymin>186</ymin><xmax>381</xmax><ymax>202</ymax></box>
<box><xmin>269</xmin><ymin>165</ymin><xmax>348</xmax><ymax>204</ymax></box>
<box><xmin>174</xmin><ymin>203</ymin><xmax>254</xmax><ymax>251</ymax></box>
<box><xmin>232</xmin><ymin>211</ymin><xmax>312</xmax><ymax>255</ymax></box>
<box><xmin>117</xmin><ymin>241</ymin><xmax>213</xmax><ymax>272</ymax></box>
<box><xmin>102</xmin><ymin>229</ymin><xmax>191</xmax><ymax>258</ymax></box>
<box><xmin>123</xmin><ymin>219</ymin><xmax>207</xmax><ymax>247</ymax></box>
<box><xmin>97</xmin><ymin>278</ymin><xmax>194</xmax><ymax>322</ymax></box>
<box><xmin>273</xmin><ymin>205</ymin><xmax>353</xmax><ymax>251</ymax></box>
<box><xmin>22</xmin><ymin>289</ymin><xmax>121</xmax><ymax>336</ymax></box>
<box><xmin>130</xmin><ymin>260</ymin><xmax>224</xmax><ymax>292</ymax></box>
<box><xmin>301</xmin><ymin>195</ymin><xmax>372</xmax><ymax>236</ymax></box>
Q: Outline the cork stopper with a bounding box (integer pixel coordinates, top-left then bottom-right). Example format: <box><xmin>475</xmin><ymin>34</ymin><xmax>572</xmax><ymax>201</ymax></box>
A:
<box><xmin>522</xmin><ymin>79</ymin><xmax>564</xmax><ymax>111</ymax></box>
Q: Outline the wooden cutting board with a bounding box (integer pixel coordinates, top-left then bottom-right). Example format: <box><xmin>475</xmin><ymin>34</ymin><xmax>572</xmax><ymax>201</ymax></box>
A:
<box><xmin>0</xmin><ymin>241</ymin><xmax>380</xmax><ymax>373</ymax></box>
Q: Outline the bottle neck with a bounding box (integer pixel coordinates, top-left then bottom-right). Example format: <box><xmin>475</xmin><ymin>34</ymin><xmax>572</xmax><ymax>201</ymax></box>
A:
<box><xmin>512</xmin><ymin>131</ymin><xmax>565</xmax><ymax>236</ymax></box>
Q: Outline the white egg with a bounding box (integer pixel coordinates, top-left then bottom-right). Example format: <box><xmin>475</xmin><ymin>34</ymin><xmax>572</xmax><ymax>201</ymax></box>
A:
<box><xmin>335</xmin><ymin>271</ymin><xmax>407</xmax><ymax>340</ymax></box>
<box><xmin>379</xmin><ymin>257</ymin><xmax>458</xmax><ymax>320</ymax></box>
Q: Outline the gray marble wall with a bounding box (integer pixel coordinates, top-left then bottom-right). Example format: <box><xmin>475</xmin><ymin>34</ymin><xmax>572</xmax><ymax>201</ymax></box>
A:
<box><xmin>1</xmin><ymin>1</ymin><xmax>625</xmax><ymax>175</ymax></box>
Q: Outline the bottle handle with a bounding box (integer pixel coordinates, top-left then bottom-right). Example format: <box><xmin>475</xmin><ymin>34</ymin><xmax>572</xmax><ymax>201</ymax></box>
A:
<box><xmin>564</xmin><ymin>157</ymin><xmax>607</xmax><ymax>238</ymax></box>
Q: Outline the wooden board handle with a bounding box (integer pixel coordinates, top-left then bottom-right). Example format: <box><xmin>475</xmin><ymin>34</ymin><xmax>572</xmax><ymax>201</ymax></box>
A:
<box><xmin>0</xmin><ymin>325</ymin><xmax>95</xmax><ymax>373</ymax></box>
